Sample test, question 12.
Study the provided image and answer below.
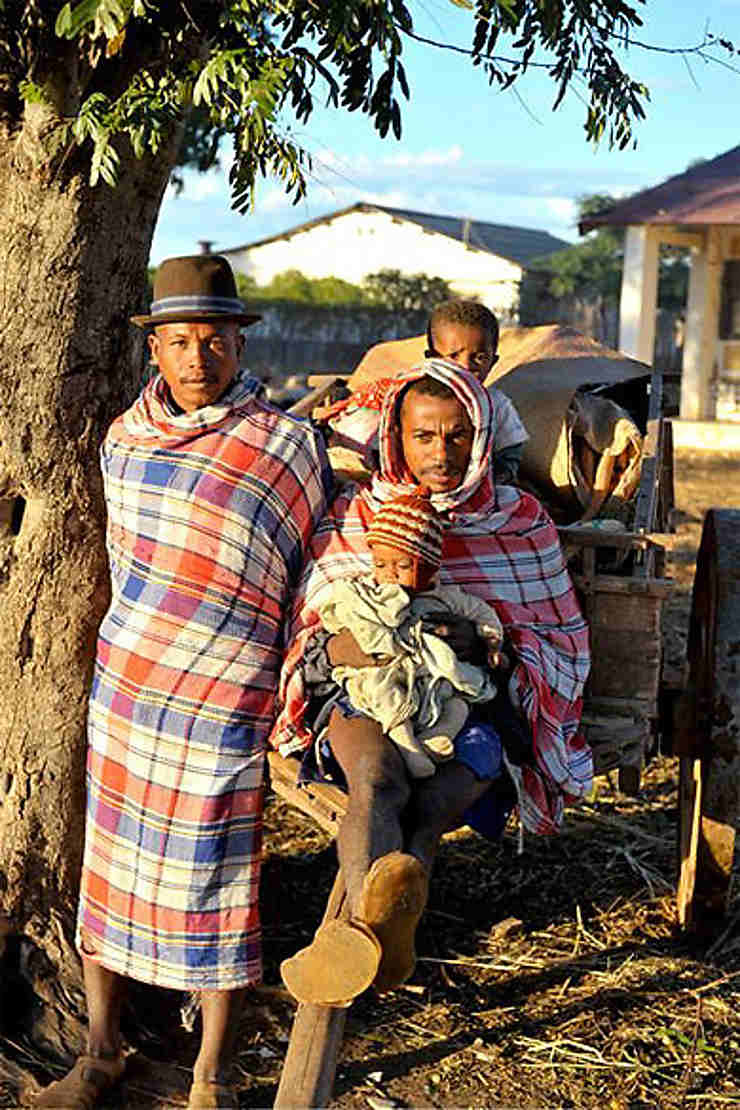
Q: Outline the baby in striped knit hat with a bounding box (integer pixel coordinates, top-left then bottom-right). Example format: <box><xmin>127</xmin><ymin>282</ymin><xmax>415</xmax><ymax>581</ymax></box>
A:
<box><xmin>316</xmin><ymin>491</ymin><xmax>505</xmax><ymax>778</ymax></box>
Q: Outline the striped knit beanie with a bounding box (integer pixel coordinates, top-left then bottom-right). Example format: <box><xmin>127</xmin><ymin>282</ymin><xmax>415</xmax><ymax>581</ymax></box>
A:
<box><xmin>367</xmin><ymin>490</ymin><xmax>444</xmax><ymax>572</ymax></box>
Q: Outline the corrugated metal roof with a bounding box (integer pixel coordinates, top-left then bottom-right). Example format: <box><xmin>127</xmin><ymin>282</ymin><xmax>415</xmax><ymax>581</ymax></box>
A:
<box><xmin>377</xmin><ymin>205</ymin><xmax>570</xmax><ymax>264</ymax></box>
<box><xmin>579</xmin><ymin>145</ymin><xmax>740</xmax><ymax>232</ymax></box>
<box><xmin>224</xmin><ymin>202</ymin><xmax>570</xmax><ymax>265</ymax></box>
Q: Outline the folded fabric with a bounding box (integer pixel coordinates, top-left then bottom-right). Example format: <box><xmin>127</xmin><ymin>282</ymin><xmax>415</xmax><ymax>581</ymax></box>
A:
<box><xmin>318</xmin><ymin>576</ymin><xmax>501</xmax><ymax>776</ymax></box>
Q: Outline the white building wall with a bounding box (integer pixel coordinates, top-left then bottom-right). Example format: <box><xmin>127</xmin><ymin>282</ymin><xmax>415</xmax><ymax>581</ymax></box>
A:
<box><xmin>618</xmin><ymin>226</ymin><xmax>659</xmax><ymax>364</ymax></box>
<box><xmin>223</xmin><ymin>209</ymin><xmax>523</xmax><ymax>317</ymax></box>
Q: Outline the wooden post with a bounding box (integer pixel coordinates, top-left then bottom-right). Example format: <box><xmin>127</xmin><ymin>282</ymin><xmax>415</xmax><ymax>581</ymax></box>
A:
<box><xmin>676</xmin><ymin>510</ymin><xmax>740</xmax><ymax>931</ymax></box>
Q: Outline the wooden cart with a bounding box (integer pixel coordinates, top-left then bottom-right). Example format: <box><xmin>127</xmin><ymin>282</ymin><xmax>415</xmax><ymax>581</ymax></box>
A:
<box><xmin>267</xmin><ymin>367</ymin><xmax>739</xmax><ymax>1108</ymax></box>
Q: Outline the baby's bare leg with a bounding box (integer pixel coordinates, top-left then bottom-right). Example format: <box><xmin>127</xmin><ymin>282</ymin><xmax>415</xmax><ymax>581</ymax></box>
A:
<box><xmin>388</xmin><ymin>720</ymin><xmax>436</xmax><ymax>778</ymax></box>
<box><xmin>418</xmin><ymin>696</ymin><xmax>468</xmax><ymax>761</ymax></box>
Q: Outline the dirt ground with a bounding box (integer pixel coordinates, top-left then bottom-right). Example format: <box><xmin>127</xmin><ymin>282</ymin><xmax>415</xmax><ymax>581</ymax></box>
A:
<box><xmin>5</xmin><ymin>449</ymin><xmax>740</xmax><ymax>1110</ymax></box>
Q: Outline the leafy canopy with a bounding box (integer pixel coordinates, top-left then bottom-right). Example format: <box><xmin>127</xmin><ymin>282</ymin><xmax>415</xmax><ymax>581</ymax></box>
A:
<box><xmin>233</xmin><ymin>267</ymin><xmax>451</xmax><ymax>310</ymax></box>
<box><xmin>2</xmin><ymin>0</ymin><xmax>681</xmax><ymax>210</ymax></box>
<box><xmin>246</xmin><ymin>269</ymin><xmax>371</xmax><ymax>306</ymax></box>
<box><xmin>531</xmin><ymin>194</ymin><xmax>688</xmax><ymax>312</ymax></box>
<box><xmin>363</xmin><ymin>269</ymin><xmax>452</xmax><ymax>312</ymax></box>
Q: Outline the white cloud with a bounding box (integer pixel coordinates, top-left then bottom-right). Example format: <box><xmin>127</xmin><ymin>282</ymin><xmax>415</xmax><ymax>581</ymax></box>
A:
<box><xmin>167</xmin><ymin>167</ymin><xmax>228</xmax><ymax>203</ymax></box>
<box><xmin>542</xmin><ymin>196</ymin><xmax>578</xmax><ymax>228</ymax></box>
<box><xmin>151</xmin><ymin>143</ymin><xmax>656</xmax><ymax>262</ymax></box>
<box><xmin>310</xmin><ymin>145</ymin><xmax>463</xmax><ymax>173</ymax></box>
<box><xmin>381</xmin><ymin>145</ymin><xmax>464</xmax><ymax>168</ymax></box>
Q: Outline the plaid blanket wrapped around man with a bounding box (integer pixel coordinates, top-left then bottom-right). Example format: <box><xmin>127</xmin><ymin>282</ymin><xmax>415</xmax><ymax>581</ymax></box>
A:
<box><xmin>271</xmin><ymin>359</ymin><xmax>592</xmax><ymax>836</ymax></box>
<box><xmin>77</xmin><ymin>371</ymin><xmax>330</xmax><ymax>991</ymax></box>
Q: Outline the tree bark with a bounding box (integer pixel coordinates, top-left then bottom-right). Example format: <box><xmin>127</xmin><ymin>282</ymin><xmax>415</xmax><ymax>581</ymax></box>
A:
<box><xmin>0</xmin><ymin>101</ymin><xmax>178</xmax><ymax>1055</ymax></box>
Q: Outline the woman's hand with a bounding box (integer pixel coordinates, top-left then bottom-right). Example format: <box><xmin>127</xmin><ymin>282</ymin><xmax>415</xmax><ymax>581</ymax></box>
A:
<box><xmin>420</xmin><ymin>613</ymin><xmax>484</xmax><ymax>664</ymax></box>
<box><xmin>327</xmin><ymin>627</ymin><xmax>378</xmax><ymax>668</ymax></box>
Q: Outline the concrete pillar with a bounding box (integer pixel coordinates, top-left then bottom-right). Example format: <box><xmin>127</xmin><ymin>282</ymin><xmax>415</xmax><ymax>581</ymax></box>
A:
<box><xmin>681</xmin><ymin>227</ymin><xmax>722</xmax><ymax>420</ymax></box>
<box><xmin>618</xmin><ymin>225</ymin><xmax>659</xmax><ymax>363</ymax></box>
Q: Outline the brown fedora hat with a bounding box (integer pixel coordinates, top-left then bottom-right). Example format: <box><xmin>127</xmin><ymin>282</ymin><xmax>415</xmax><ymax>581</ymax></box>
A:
<box><xmin>131</xmin><ymin>254</ymin><xmax>262</xmax><ymax>328</ymax></box>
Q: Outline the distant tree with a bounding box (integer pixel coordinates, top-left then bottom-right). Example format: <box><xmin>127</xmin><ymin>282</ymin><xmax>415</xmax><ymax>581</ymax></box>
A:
<box><xmin>363</xmin><ymin>269</ymin><xmax>452</xmax><ymax>312</ymax></box>
<box><xmin>533</xmin><ymin>195</ymin><xmax>624</xmax><ymax>302</ymax></box>
<box><xmin>261</xmin><ymin>269</ymin><xmax>317</xmax><ymax>302</ymax></box>
<box><xmin>524</xmin><ymin>194</ymin><xmax>689</xmax><ymax>315</ymax></box>
<box><xmin>235</xmin><ymin>272</ymin><xmax>260</xmax><ymax>301</ymax></box>
<box><xmin>234</xmin><ymin>270</ymin><xmax>369</xmax><ymax>306</ymax></box>
<box><xmin>657</xmin><ymin>248</ymin><xmax>690</xmax><ymax>314</ymax></box>
<box><xmin>311</xmin><ymin>276</ymin><xmax>368</xmax><ymax>306</ymax></box>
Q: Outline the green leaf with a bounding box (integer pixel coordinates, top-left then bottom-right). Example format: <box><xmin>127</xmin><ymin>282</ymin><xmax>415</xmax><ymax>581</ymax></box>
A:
<box><xmin>55</xmin><ymin>0</ymin><xmax>99</xmax><ymax>38</ymax></box>
<box><xmin>18</xmin><ymin>79</ymin><xmax>51</xmax><ymax>106</ymax></box>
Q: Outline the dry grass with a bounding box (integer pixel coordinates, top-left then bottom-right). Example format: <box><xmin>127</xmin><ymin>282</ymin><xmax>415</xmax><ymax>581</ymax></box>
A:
<box><xmin>247</xmin><ymin>447</ymin><xmax>740</xmax><ymax>1109</ymax></box>
<box><xmin>2</xmin><ymin>448</ymin><xmax>739</xmax><ymax>1109</ymax></box>
<box><xmin>251</xmin><ymin>755</ymin><xmax>740</xmax><ymax>1110</ymax></box>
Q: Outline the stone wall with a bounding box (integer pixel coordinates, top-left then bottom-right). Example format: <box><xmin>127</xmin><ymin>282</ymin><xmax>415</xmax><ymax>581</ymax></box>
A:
<box><xmin>242</xmin><ymin>301</ymin><xmax>427</xmax><ymax>380</ymax></box>
<box><xmin>519</xmin><ymin>280</ymin><xmax>683</xmax><ymax>372</ymax></box>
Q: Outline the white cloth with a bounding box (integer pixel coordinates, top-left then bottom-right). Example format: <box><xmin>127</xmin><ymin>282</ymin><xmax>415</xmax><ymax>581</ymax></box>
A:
<box><xmin>318</xmin><ymin>576</ymin><xmax>503</xmax><ymax>776</ymax></box>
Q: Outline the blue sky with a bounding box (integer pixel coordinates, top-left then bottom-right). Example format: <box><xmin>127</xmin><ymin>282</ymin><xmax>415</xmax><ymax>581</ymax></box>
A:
<box><xmin>150</xmin><ymin>0</ymin><xmax>740</xmax><ymax>265</ymax></box>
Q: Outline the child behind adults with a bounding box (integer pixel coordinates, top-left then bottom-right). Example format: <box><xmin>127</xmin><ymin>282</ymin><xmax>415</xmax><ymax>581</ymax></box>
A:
<box><xmin>425</xmin><ymin>299</ymin><xmax>527</xmax><ymax>484</ymax></box>
<box><xmin>310</xmin><ymin>490</ymin><xmax>506</xmax><ymax>780</ymax></box>
<box><xmin>323</xmin><ymin>299</ymin><xmax>528</xmax><ymax>485</ymax></box>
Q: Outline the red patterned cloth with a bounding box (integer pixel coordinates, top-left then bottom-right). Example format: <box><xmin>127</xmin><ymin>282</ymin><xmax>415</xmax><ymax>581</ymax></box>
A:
<box><xmin>318</xmin><ymin>365</ymin><xmax>527</xmax><ymax>473</ymax></box>
<box><xmin>319</xmin><ymin>376</ymin><xmax>396</xmax><ymax>421</ymax></box>
<box><xmin>270</xmin><ymin>359</ymin><xmax>591</xmax><ymax>835</ymax></box>
<box><xmin>77</xmin><ymin>372</ymin><xmax>331</xmax><ymax>990</ymax></box>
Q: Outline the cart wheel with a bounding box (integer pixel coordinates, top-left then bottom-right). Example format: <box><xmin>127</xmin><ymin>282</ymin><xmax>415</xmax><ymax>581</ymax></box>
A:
<box><xmin>677</xmin><ymin>509</ymin><xmax>740</xmax><ymax>933</ymax></box>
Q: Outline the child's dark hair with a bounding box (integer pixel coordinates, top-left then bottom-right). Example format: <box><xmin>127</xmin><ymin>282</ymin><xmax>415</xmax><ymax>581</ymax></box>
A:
<box><xmin>427</xmin><ymin>300</ymin><xmax>500</xmax><ymax>353</ymax></box>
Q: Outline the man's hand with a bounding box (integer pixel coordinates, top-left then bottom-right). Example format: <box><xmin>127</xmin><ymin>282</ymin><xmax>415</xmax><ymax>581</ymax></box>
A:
<box><xmin>327</xmin><ymin>627</ymin><xmax>377</xmax><ymax>668</ymax></box>
<box><xmin>488</xmin><ymin>648</ymin><xmax>512</xmax><ymax>674</ymax></box>
<box><xmin>421</xmin><ymin>613</ymin><xmax>484</xmax><ymax>663</ymax></box>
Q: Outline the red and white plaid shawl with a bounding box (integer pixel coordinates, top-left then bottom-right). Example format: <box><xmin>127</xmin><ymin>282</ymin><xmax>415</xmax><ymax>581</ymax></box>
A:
<box><xmin>271</xmin><ymin>359</ymin><xmax>592</xmax><ymax>834</ymax></box>
<box><xmin>318</xmin><ymin>366</ymin><xmax>526</xmax><ymax>468</ymax></box>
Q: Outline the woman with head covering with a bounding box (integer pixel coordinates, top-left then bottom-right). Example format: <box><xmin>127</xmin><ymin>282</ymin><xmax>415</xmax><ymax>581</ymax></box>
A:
<box><xmin>270</xmin><ymin>359</ymin><xmax>591</xmax><ymax>1006</ymax></box>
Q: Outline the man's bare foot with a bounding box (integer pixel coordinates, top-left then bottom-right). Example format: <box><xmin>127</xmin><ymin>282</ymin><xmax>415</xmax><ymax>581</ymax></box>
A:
<box><xmin>187</xmin><ymin>1078</ymin><xmax>239</xmax><ymax>1108</ymax></box>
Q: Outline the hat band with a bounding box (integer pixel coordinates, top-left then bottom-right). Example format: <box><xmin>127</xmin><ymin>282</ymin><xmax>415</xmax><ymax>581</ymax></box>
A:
<box><xmin>150</xmin><ymin>293</ymin><xmax>247</xmax><ymax>317</ymax></box>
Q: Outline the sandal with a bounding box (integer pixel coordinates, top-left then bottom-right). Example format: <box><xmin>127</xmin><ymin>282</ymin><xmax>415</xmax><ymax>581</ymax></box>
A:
<box><xmin>358</xmin><ymin>851</ymin><xmax>429</xmax><ymax>993</ymax></box>
<box><xmin>187</xmin><ymin>1078</ymin><xmax>239</xmax><ymax>1109</ymax></box>
<box><xmin>280</xmin><ymin>918</ymin><xmax>381</xmax><ymax>1006</ymax></box>
<box><xmin>35</xmin><ymin>1053</ymin><xmax>125</xmax><ymax>1109</ymax></box>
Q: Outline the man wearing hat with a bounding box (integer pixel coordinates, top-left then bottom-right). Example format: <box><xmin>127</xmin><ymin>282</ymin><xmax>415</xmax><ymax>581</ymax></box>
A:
<box><xmin>36</xmin><ymin>256</ymin><xmax>332</xmax><ymax>1110</ymax></box>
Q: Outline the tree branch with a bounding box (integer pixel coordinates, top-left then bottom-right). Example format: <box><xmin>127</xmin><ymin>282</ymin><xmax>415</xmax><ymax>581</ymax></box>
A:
<box><xmin>399</xmin><ymin>23</ymin><xmax>738</xmax><ymax>76</ymax></box>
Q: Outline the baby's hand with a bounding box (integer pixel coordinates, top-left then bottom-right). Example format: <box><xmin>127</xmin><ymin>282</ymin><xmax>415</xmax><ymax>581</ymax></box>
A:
<box><xmin>327</xmin><ymin>628</ymin><xmax>377</xmax><ymax>668</ymax></box>
<box><xmin>421</xmin><ymin>613</ymin><xmax>481</xmax><ymax>663</ymax></box>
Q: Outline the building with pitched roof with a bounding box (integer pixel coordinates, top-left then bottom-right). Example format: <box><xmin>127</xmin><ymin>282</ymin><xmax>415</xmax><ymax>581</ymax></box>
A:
<box><xmin>580</xmin><ymin>146</ymin><xmax>740</xmax><ymax>423</ymax></box>
<box><xmin>221</xmin><ymin>202</ymin><xmax>569</xmax><ymax>321</ymax></box>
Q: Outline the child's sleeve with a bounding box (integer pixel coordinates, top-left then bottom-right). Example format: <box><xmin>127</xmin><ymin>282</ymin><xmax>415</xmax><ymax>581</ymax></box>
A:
<box><xmin>437</xmin><ymin>585</ymin><xmax>504</xmax><ymax>665</ymax></box>
<box><xmin>493</xmin><ymin>442</ymin><xmax>525</xmax><ymax>484</ymax></box>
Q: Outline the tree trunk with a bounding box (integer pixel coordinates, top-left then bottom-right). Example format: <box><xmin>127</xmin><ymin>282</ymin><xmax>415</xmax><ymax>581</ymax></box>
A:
<box><xmin>0</xmin><ymin>104</ymin><xmax>178</xmax><ymax>1058</ymax></box>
